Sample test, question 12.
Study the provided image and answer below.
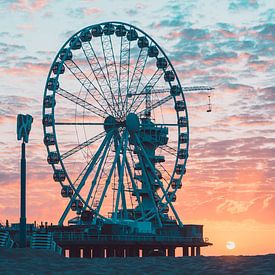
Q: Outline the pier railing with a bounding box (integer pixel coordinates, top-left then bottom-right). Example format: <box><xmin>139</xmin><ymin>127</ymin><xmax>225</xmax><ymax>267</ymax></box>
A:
<box><xmin>52</xmin><ymin>232</ymin><xmax>209</xmax><ymax>244</ymax></box>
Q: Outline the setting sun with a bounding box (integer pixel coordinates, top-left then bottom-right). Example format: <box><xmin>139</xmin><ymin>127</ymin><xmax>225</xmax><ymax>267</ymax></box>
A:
<box><xmin>226</xmin><ymin>241</ymin><xmax>236</xmax><ymax>250</ymax></box>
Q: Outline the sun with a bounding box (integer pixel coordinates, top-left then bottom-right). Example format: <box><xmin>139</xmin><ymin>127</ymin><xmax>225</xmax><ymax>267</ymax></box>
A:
<box><xmin>226</xmin><ymin>241</ymin><xmax>236</xmax><ymax>250</ymax></box>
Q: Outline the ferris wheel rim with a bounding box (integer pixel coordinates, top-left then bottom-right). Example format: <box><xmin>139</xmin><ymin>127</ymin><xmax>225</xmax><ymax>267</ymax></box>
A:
<box><xmin>42</xmin><ymin>21</ymin><xmax>190</xmax><ymax>225</ymax></box>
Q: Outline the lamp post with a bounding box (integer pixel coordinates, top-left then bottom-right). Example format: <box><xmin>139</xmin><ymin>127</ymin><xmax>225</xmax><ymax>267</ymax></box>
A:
<box><xmin>17</xmin><ymin>114</ymin><xmax>33</xmax><ymax>248</ymax></box>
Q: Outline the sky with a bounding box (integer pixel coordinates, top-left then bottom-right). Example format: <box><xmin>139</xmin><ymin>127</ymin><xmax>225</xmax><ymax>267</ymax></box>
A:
<box><xmin>0</xmin><ymin>0</ymin><xmax>274</xmax><ymax>256</ymax></box>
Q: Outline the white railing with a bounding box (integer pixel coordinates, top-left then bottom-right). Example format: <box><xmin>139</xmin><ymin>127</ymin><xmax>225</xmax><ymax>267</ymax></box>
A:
<box><xmin>31</xmin><ymin>232</ymin><xmax>62</xmax><ymax>255</ymax></box>
<box><xmin>0</xmin><ymin>231</ymin><xmax>14</xmax><ymax>248</ymax></box>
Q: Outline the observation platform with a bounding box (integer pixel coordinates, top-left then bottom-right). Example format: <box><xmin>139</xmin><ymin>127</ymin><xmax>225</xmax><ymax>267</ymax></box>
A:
<box><xmin>46</xmin><ymin>224</ymin><xmax>212</xmax><ymax>258</ymax></box>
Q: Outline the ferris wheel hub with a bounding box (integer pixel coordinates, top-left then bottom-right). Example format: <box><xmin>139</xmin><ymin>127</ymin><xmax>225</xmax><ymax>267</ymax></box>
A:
<box><xmin>104</xmin><ymin>116</ymin><xmax>117</xmax><ymax>132</ymax></box>
<box><xmin>126</xmin><ymin>113</ymin><xmax>140</xmax><ymax>133</ymax></box>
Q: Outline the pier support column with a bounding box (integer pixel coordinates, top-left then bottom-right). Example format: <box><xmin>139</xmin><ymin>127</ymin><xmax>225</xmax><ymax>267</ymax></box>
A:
<box><xmin>196</xmin><ymin>247</ymin><xmax>201</xmax><ymax>256</ymax></box>
<box><xmin>93</xmin><ymin>247</ymin><xmax>104</xmax><ymax>258</ymax></box>
<box><xmin>168</xmin><ymin>247</ymin><xmax>175</xmax><ymax>257</ymax></box>
<box><xmin>70</xmin><ymin>246</ymin><xmax>80</xmax><ymax>258</ymax></box>
<box><xmin>115</xmin><ymin>247</ymin><xmax>124</xmax><ymax>257</ymax></box>
<box><xmin>158</xmin><ymin>248</ymin><xmax>166</xmax><ymax>256</ymax></box>
<box><xmin>106</xmin><ymin>247</ymin><xmax>115</xmax><ymax>257</ymax></box>
<box><xmin>126</xmin><ymin>247</ymin><xmax>138</xmax><ymax>257</ymax></box>
<box><xmin>183</xmin><ymin>247</ymin><xmax>189</xmax><ymax>256</ymax></box>
<box><xmin>191</xmin><ymin>247</ymin><xmax>195</xmax><ymax>256</ymax></box>
<box><xmin>62</xmin><ymin>248</ymin><xmax>66</xmax><ymax>257</ymax></box>
<box><xmin>83</xmin><ymin>247</ymin><xmax>91</xmax><ymax>258</ymax></box>
<box><xmin>131</xmin><ymin>247</ymin><xmax>139</xmax><ymax>257</ymax></box>
<box><xmin>142</xmin><ymin>248</ymin><xmax>150</xmax><ymax>257</ymax></box>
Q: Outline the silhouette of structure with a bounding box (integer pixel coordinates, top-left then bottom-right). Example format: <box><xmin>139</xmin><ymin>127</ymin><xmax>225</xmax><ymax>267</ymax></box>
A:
<box><xmin>17</xmin><ymin>114</ymin><xmax>33</xmax><ymax>248</ymax></box>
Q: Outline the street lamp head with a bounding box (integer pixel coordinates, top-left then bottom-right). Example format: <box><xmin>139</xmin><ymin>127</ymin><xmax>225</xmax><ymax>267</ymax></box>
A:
<box><xmin>17</xmin><ymin>114</ymin><xmax>33</xmax><ymax>143</ymax></box>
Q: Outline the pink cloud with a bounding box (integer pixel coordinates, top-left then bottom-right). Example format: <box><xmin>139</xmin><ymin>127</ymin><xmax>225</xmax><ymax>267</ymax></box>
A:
<box><xmin>0</xmin><ymin>62</ymin><xmax>50</xmax><ymax>76</ymax></box>
<box><xmin>84</xmin><ymin>7</ymin><xmax>101</xmax><ymax>16</ymax></box>
<box><xmin>10</xmin><ymin>0</ymin><xmax>50</xmax><ymax>13</ymax></box>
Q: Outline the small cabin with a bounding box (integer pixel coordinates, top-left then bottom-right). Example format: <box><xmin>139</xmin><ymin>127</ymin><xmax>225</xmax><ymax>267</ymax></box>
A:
<box><xmin>148</xmin><ymin>45</ymin><xmax>159</xmax><ymax>57</ymax></box>
<box><xmin>171</xmin><ymin>179</ymin><xmax>182</xmax><ymax>189</ymax></box>
<box><xmin>138</xmin><ymin>36</ymin><xmax>149</xmax><ymax>48</ymax></box>
<box><xmin>42</xmin><ymin>114</ymin><xmax>54</xmax><ymax>127</ymax></box>
<box><xmin>115</xmin><ymin>25</ymin><xmax>127</xmax><ymax>37</ymax></box>
<box><xmin>170</xmin><ymin>85</ymin><xmax>181</xmax><ymax>96</ymax></box>
<box><xmin>44</xmin><ymin>133</ymin><xmax>55</xmax><ymax>146</ymax></box>
<box><xmin>175</xmin><ymin>101</ymin><xmax>185</xmax><ymax>111</ymax></box>
<box><xmin>53</xmin><ymin>169</ymin><xmax>66</xmax><ymax>182</ymax></box>
<box><xmin>71</xmin><ymin>199</ymin><xmax>83</xmax><ymax>211</ymax></box>
<box><xmin>178</xmin><ymin>149</ymin><xmax>188</xmax><ymax>159</ymax></box>
<box><xmin>44</xmin><ymin>95</ymin><xmax>56</xmax><ymax>108</ymax></box>
<box><xmin>103</xmin><ymin>23</ymin><xmax>115</xmax><ymax>35</ymax></box>
<box><xmin>47</xmin><ymin>78</ymin><xmax>59</xmax><ymax>91</ymax></box>
<box><xmin>175</xmin><ymin>164</ymin><xmax>186</xmax><ymax>175</ymax></box>
<box><xmin>47</xmin><ymin>152</ymin><xmax>59</xmax><ymax>164</ymax></box>
<box><xmin>178</xmin><ymin>117</ymin><xmax>187</xmax><ymax>127</ymax></box>
<box><xmin>179</xmin><ymin>133</ymin><xmax>188</xmax><ymax>144</ymax></box>
<box><xmin>61</xmin><ymin>185</ymin><xmax>73</xmax><ymax>198</ymax></box>
<box><xmin>164</xmin><ymin>70</ymin><xmax>175</xmax><ymax>82</ymax></box>
<box><xmin>80</xmin><ymin>29</ymin><xmax>92</xmax><ymax>42</ymax></box>
<box><xmin>91</xmin><ymin>25</ymin><xmax>103</xmax><ymax>37</ymax></box>
<box><xmin>156</xmin><ymin>57</ymin><xmax>167</xmax><ymax>69</ymax></box>
<box><xmin>168</xmin><ymin>192</ymin><xmax>176</xmax><ymax>202</ymax></box>
<box><xmin>127</xmin><ymin>29</ymin><xmax>138</xmax><ymax>41</ymax></box>
<box><xmin>158</xmin><ymin>203</ymin><xmax>169</xmax><ymax>213</ymax></box>
<box><xmin>69</xmin><ymin>36</ymin><xmax>82</xmax><ymax>50</ymax></box>
<box><xmin>156</xmin><ymin>169</ymin><xmax>163</xmax><ymax>179</ymax></box>
<box><xmin>52</xmin><ymin>62</ymin><xmax>65</xmax><ymax>75</ymax></box>
<box><xmin>154</xmin><ymin>194</ymin><xmax>160</xmax><ymax>202</ymax></box>
<box><xmin>59</xmin><ymin>48</ymin><xmax>73</xmax><ymax>61</ymax></box>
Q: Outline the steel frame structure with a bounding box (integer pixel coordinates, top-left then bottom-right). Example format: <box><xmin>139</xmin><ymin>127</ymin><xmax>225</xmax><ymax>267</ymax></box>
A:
<box><xmin>42</xmin><ymin>21</ymin><xmax>211</xmax><ymax>230</ymax></box>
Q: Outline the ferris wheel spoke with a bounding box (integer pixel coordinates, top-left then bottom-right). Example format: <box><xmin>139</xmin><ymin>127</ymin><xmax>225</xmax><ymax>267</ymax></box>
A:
<box><xmin>81</xmin><ymin>41</ymin><xmax>116</xmax><ymax>115</ymax></box>
<box><xmin>83</xmin><ymin>135</ymin><xmax>113</xmax><ymax>211</ymax></box>
<box><xmin>137</xmin><ymin>95</ymin><xmax>173</xmax><ymax>117</ymax></box>
<box><xmin>90</xmin><ymin>140</ymin><xmax>113</xmax><ymax>208</ymax></box>
<box><xmin>94</xmin><ymin>130</ymin><xmax>126</xmax><ymax>218</ymax></box>
<box><xmin>56</xmin><ymin>88</ymin><xmax>107</xmax><ymax>118</ymax></box>
<box><xmin>129</xmin><ymin>69</ymin><xmax>164</xmax><ymax>114</ymax></box>
<box><xmin>134</xmin><ymin>133</ymin><xmax>183</xmax><ymax>227</ymax></box>
<box><xmin>124</xmin><ymin>47</ymin><xmax>149</xmax><ymax>115</ymax></box>
<box><xmin>113</xmin><ymin>132</ymin><xmax>128</xmax><ymax>219</ymax></box>
<box><xmin>55</xmin><ymin>122</ymin><xmax>105</xmax><ymax>126</ymax></box>
<box><xmin>159</xmin><ymin>144</ymin><xmax>177</xmax><ymax>157</ymax></box>
<box><xmin>64</xmin><ymin>60</ymin><xmax>113</xmax><ymax>115</ymax></box>
<box><xmin>118</xmin><ymin>36</ymin><xmax>130</xmax><ymax>114</ymax></box>
<box><xmin>60</xmin><ymin>131</ymin><xmax>106</xmax><ymax>160</ymax></box>
<box><xmin>100</xmin><ymin>35</ymin><xmax>121</xmax><ymax>117</ymax></box>
<box><xmin>58</xmin><ymin>132</ymin><xmax>113</xmax><ymax>225</ymax></box>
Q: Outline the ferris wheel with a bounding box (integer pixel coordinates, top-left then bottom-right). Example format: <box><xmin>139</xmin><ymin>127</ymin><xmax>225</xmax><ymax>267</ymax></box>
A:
<box><xmin>42</xmin><ymin>22</ymin><xmax>211</xmax><ymax>227</ymax></box>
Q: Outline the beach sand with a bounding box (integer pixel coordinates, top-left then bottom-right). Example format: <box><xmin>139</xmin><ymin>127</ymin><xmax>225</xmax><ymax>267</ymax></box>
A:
<box><xmin>0</xmin><ymin>248</ymin><xmax>274</xmax><ymax>274</ymax></box>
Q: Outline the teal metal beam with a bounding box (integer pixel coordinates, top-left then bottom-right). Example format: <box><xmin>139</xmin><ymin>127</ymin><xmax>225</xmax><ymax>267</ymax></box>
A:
<box><xmin>134</xmin><ymin>133</ymin><xmax>183</xmax><ymax>227</ymax></box>
<box><xmin>58</xmin><ymin>133</ymin><xmax>112</xmax><ymax>225</ymax></box>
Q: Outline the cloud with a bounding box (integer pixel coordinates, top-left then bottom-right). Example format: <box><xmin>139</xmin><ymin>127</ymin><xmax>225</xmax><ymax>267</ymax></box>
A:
<box><xmin>9</xmin><ymin>0</ymin><xmax>51</xmax><ymax>13</ymax></box>
<box><xmin>229</xmin><ymin>0</ymin><xmax>259</xmax><ymax>11</ymax></box>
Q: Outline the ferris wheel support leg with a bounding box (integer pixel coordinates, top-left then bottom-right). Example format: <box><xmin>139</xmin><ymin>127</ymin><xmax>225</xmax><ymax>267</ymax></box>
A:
<box><xmin>58</xmin><ymin>133</ymin><xmax>112</xmax><ymax>226</ymax></box>
<box><xmin>83</xmin><ymin>135</ymin><xmax>113</xmax><ymax>211</ymax></box>
<box><xmin>95</xmin><ymin>131</ymin><xmax>126</xmax><ymax>219</ymax></box>
<box><xmin>134</xmin><ymin>134</ymin><xmax>183</xmax><ymax>228</ymax></box>
<box><xmin>114</xmin><ymin>133</ymin><xmax>128</xmax><ymax>220</ymax></box>
<box><xmin>125</xmin><ymin>156</ymin><xmax>145</xmax><ymax>218</ymax></box>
